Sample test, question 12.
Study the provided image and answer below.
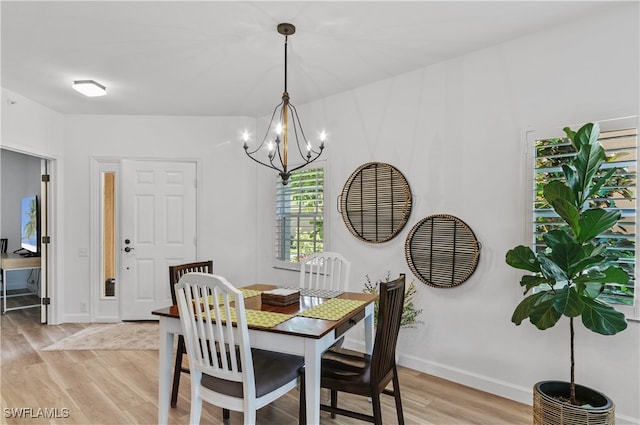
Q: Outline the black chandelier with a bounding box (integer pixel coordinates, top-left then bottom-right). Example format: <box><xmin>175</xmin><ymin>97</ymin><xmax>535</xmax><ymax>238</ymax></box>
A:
<box><xmin>242</xmin><ymin>23</ymin><xmax>325</xmax><ymax>185</ymax></box>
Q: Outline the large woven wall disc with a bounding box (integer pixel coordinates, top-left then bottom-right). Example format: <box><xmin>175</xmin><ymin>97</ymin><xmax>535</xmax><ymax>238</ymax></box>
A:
<box><xmin>340</xmin><ymin>162</ymin><xmax>412</xmax><ymax>243</ymax></box>
<box><xmin>405</xmin><ymin>214</ymin><xmax>481</xmax><ymax>288</ymax></box>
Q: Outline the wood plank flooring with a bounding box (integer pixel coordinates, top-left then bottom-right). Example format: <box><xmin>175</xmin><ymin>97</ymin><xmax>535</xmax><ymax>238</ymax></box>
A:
<box><xmin>1</xmin><ymin>308</ymin><xmax>532</xmax><ymax>424</ymax></box>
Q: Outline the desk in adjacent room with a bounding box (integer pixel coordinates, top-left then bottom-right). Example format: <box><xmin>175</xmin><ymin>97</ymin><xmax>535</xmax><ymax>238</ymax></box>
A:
<box><xmin>1</xmin><ymin>252</ymin><xmax>41</xmax><ymax>313</ymax></box>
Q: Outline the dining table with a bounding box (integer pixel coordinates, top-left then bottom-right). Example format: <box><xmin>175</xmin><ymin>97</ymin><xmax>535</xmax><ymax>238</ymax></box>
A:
<box><xmin>152</xmin><ymin>283</ymin><xmax>377</xmax><ymax>425</ymax></box>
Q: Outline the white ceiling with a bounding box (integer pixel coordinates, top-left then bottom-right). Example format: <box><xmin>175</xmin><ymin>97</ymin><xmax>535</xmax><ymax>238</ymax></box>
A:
<box><xmin>1</xmin><ymin>1</ymin><xmax>624</xmax><ymax>117</ymax></box>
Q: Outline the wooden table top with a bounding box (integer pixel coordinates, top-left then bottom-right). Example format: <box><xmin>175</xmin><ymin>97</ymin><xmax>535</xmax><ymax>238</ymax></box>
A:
<box><xmin>152</xmin><ymin>283</ymin><xmax>377</xmax><ymax>339</ymax></box>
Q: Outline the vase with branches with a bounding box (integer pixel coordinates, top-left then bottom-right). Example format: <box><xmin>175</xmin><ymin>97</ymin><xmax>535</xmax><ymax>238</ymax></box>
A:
<box><xmin>364</xmin><ymin>271</ymin><xmax>423</xmax><ymax>328</ymax></box>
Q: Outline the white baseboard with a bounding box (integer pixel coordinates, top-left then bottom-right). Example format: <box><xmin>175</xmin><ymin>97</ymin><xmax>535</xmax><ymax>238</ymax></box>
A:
<box><xmin>61</xmin><ymin>313</ymin><xmax>91</xmax><ymax>323</ymax></box>
<box><xmin>344</xmin><ymin>337</ymin><xmax>639</xmax><ymax>425</ymax></box>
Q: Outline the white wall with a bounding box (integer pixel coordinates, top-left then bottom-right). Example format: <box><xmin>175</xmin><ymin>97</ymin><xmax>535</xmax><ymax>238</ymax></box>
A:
<box><xmin>61</xmin><ymin>114</ymin><xmax>257</xmax><ymax>322</ymax></box>
<box><xmin>253</xmin><ymin>4</ymin><xmax>639</xmax><ymax>423</ymax></box>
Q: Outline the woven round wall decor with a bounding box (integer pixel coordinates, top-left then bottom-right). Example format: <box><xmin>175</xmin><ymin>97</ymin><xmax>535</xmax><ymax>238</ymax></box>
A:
<box><xmin>339</xmin><ymin>162</ymin><xmax>412</xmax><ymax>243</ymax></box>
<box><xmin>405</xmin><ymin>214</ymin><xmax>481</xmax><ymax>288</ymax></box>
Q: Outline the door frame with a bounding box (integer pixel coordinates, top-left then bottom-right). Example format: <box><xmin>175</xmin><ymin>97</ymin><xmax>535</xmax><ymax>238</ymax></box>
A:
<box><xmin>90</xmin><ymin>157</ymin><xmax>202</xmax><ymax>322</ymax></box>
<box><xmin>0</xmin><ymin>147</ymin><xmax>57</xmax><ymax>324</ymax></box>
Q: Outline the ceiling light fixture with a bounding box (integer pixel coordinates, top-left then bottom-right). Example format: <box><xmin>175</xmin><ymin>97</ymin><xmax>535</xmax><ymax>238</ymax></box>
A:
<box><xmin>242</xmin><ymin>23</ymin><xmax>325</xmax><ymax>185</ymax></box>
<box><xmin>72</xmin><ymin>80</ymin><xmax>107</xmax><ymax>97</ymax></box>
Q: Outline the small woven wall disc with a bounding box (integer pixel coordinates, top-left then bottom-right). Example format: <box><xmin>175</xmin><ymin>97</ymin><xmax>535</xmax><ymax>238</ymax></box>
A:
<box><xmin>340</xmin><ymin>162</ymin><xmax>412</xmax><ymax>243</ymax></box>
<box><xmin>405</xmin><ymin>214</ymin><xmax>481</xmax><ymax>288</ymax></box>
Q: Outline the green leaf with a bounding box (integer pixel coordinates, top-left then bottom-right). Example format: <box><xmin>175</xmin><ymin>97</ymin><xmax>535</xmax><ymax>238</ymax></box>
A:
<box><xmin>552</xmin><ymin>286</ymin><xmax>584</xmax><ymax>317</ymax></box>
<box><xmin>577</xmin><ymin>209</ymin><xmax>620</xmax><ymax>243</ymax></box>
<box><xmin>530</xmin><ymin>297</ymin><xmax>563</xmax><ymax>330</ymax></box>
<box><xmin>512</xmin><ymin>292</ymin><xmax>548</xmax><ymax>325</ymax></box>
<box><xmin>563</xmin><ymin>164</ymin><xmax>578</xmax><ymax>197</ymax></box>
<box><xmin>580</xmin><ymin>297</ymin><xmax>628</xmax><ymax>335</ymax></box>
<box><xmin>550</xmin><ymin>199</ymin><xmax>580</xmax><ymax>233</ymax></box>
<box><xmin>574</xmin><ymin>266</ymin><xmax>629</xmax><ymax>285</ymax></box>
<box><xmin>544</xmin><ymin>180</ymin><xmax>576</xmax><ymax>208</ymax></box>
<box><xmin>538</xmin><ymin>253</ymin><xmax>569</xmax><ymax>282</ymax></box>
<box><xmin>582</xmin><ymin>282</ymin><xmax>605</xmax><ymax>298</ymax></box>
<box><xmin>584</xmin><ymin>167</ymin><xmax>616</xmax><ymax>201</ymax></box>
<box><xmin>506</xmin><ymin>246</ymin><xmax>540</xmax><ymax>273</ymax></box>
<box><xmin>543</xmin><ymin>228</ymin><xmax>576</xmax><ymax>247</ymax></box>
<box><xmin>520</xmin><ymin>275</ymin><xmax>551</xmax><ymax>293</ymax></box>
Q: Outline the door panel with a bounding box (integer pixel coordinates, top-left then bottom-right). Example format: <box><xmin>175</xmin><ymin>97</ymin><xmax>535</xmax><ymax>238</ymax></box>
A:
<box><xmin>121</xmin><ymin>160</ymin><xmax>196</xmax><ymax>320</ymax></box>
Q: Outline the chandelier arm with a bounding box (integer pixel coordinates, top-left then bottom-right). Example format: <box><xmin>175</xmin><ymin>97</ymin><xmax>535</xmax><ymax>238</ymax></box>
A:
<box><xmin>288</xmin><ymin>103</ymin><xmax>313</xmax><ymax>153</ymax></box>
<box><xmin>288</xmin><ymin>152</ymin><xmax>323</xmax><ymax>174</ymax></box>
<box><xmin>271</xmin><ymin>142</ymin><xmax>285</xmax><ymax>171</ymax></box>
<box><xmin>245</xmin><ymin>101</ymin><xmax>285</xmax><ymax>156</ymax></box>
<box><xmin>244</xmin><ymin>150</ymin><xmax>284</xmax><ymax>173</ymax></box>
<box><xmin>289</xmin><ymin>107</ymin><xmax>309</xmax><ymax>161</ymax></box>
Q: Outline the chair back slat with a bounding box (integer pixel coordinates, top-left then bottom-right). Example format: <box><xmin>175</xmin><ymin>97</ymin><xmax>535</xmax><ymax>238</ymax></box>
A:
<box><xmin>175</xmin><ymin>273</ymin><xmax>254</xmax><ymax>394</ymax></box>
<box><xmin>169</xmin><ymin>260</ymin><xmax>214</xmax><ymax>304</ymax></box>
<box><xmin>299</xmin><ymin>252</ymin><xmax>351</xmax><ymax>292</ymax></box>
<box><xmin>372</xmin><ymin>274</ymin><xmax>405</xmax><ymax>381</ymax></box>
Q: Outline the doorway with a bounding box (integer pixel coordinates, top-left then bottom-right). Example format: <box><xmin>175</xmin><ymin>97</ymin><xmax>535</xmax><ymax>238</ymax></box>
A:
<box><xmin>92</xmin><ymin>159</ymin><xmax>198</xmax><ymax>321</ymax></box>
<box><xmin>0</xmin><ymin>149</ymin><xmax>52</xmax><ymax>324</ymax></box>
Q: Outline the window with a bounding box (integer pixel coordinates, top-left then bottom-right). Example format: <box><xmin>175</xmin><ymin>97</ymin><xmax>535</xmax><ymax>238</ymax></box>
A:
<box><xmin>275</xmin><ymin>167</ymin><xmax>324</xmax><ymax>265</ymax></box>
<box><xmin>532</xmin><ymin>122</ymin><xmax>637</xmax><ymax>307</ymax></box>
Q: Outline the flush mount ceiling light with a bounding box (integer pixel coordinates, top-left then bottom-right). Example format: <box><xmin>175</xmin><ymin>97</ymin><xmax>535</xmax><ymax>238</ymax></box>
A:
<box><xmin>72</xmin><ymin>80</ymin><xmax>107</xmax><ymax>97</ymax></box>
<box><xmin>242</xmin><ymin>23</ymin><xmax>325</xmax><ymax>185</ymax></box>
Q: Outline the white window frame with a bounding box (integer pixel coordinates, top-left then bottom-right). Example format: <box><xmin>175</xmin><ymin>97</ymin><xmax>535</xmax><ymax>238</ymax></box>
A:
<box><xmin>525</xmin><ymin>116</ymin><xmax>639</xmax><ymax>321</ymax></box>
<box><xmin>273</xmin><ymin>163</ymin><xmax>326</xmax><ymax>271</ymax></box>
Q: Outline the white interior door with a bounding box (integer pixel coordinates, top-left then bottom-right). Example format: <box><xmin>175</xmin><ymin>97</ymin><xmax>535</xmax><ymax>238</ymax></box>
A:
<box><xmin>120</xmin><ymin>160</ymin><xmax>197</xmax><ymax>320</ymax></box>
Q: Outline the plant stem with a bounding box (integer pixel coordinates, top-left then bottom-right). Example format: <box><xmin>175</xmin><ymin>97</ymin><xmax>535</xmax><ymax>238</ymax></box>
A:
<box><xmin>570</xmin><ymin>317</ymin><xmax>576</xmax><ymax>404</ymax></box>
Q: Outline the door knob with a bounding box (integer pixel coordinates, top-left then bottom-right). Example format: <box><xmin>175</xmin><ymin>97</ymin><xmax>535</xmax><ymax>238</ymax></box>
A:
<box><xmin>124</xmin><ymin>247</ymin><xmax>135</xmax><ymax>253</ymax></box>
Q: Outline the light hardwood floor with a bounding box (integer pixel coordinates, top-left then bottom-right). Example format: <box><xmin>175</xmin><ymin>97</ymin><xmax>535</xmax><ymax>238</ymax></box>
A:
<box><xmin>1</xmin><ymin>308</ymin><xmax>532</xmax><ymax>424</ymax></box>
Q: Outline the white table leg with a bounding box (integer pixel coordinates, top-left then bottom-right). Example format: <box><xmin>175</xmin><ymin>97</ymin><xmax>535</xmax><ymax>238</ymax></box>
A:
<box><xmin>158</xmin><ymin>318</ymin><xmax>174</xmax><ymax>425</ymax></box>
<box><xmin>364</xmin><ymin>303</ymin><xmax>374</xmax><ymax>354</ymax></box>
<box><xmin>304</xmin><ymin>339</ymin><xmax>322</xmax><ymax>425</ymax></box>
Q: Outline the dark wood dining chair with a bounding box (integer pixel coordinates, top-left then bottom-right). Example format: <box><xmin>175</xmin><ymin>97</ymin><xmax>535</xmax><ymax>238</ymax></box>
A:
<box><xmin>316</xmin><ymin>273</ymin><xmax>406</xmax><ymax>425</ymax></box>
<box><xmin>168</xmin><ymin>260</ymin><xmax>214</xmax><ymax>408</ymax></box>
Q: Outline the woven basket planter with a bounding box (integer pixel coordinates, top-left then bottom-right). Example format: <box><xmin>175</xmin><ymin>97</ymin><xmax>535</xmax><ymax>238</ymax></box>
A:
<box><xmin>533</xmin><ymin>381</ymin><xmax>615</xmax><ymax>425</ymax></box>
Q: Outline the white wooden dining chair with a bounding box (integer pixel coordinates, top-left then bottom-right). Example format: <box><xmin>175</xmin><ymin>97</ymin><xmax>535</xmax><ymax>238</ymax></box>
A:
<box><xmin>175</xmin><ymin>272</ymin><xmax>306</xmax><ymax>425</ymax></box>
<box><xmin>298</xmin><ymin>252</ymin><xmax>351</xmax><ymax>292</ymax></box>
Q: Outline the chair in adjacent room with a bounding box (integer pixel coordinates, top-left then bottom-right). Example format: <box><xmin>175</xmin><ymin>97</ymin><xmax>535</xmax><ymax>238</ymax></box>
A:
<box><xmin>175</xmin><ymin>272</ymin><xmax>306</xmax><ymax>425</ymax></box>
<box><xmin>317</xmin><ymin>273</ymin><xmax>406</xmax><ymax>425</ymax></box>
<box><xmin>299</xmin><ymin>252</ymin><xmax>351</xmax><ymax>293</ymax></box>
<box><xmin>168</xmin><ymin>260</ymin><xmax>214</xmax><ymax>408</ymax></box>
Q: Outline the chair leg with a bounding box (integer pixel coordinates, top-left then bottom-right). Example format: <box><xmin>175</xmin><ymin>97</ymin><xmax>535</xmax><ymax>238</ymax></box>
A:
<box><xmin>298</xmin><ymin>368</ymin><xmax>306</xmax><ymax>425</ymax></box>
<box><xmin>190</xmin><ymin>379</ymin><xmax>203</xmax><ymax>425</ymax></box>
<box><xmin>223</xmin><ymin>408</ymin><xmax>230</xmax><ymax>423</ymax></box>
<box><xmin>330</xmin><ymin>389</ymin><xmax>338</xmax><ymax>419</ymax></box>
<box><xmin>392</xmin><ymin>369</ymin><xmax>405</xmax><ymax>425</ymax></box>
<box><xmin>171</xmin><ymin>335</ymin><xmax>187</xmax><ymax>408</ymax></box>
<box><xmin>371</xmin><ymin>392</ymin><xmax>383</xmax><ymax>425</ymax></box>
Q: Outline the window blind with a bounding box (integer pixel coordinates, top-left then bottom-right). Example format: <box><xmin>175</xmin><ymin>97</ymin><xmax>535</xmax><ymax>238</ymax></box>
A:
<box><xmin>275</xmin><ymin>167</ymin><xmax>324</xmax><ymax>263</ymax></box>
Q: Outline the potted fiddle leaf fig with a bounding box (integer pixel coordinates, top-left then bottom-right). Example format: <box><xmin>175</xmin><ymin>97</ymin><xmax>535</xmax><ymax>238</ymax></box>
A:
<box><xmin>505</xmin><ymin>122</ymin><xmax>629</xmax><ymax>424</ymax></box>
